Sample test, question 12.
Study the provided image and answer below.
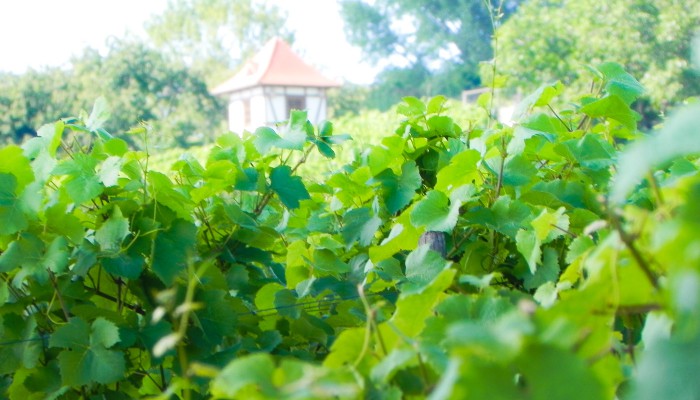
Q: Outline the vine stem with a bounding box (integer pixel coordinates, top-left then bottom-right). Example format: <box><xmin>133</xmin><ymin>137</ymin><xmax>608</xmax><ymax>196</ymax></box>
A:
<box><xmin>48</xmin><ymin>271</ymin><xmax>71</xmax><ymax>321</ymax></box>
<box><xmin>646</xmin><ymin>171</ymin><xmax>665</xmax><ymax>208</ymax></box>
<box><xmin>609</xmin><ymin>210</ymin><xmax>659</xmax><ymax>289</ymax></box>
<box><xmin>547</xmin><ymin>104</ymin><xmax>573</xmax><ymax>132</ymax></box>
<box><xmin>483</xmin><ymin>0</ymin><xmax>504</xmax><ymax>128</ymax></box>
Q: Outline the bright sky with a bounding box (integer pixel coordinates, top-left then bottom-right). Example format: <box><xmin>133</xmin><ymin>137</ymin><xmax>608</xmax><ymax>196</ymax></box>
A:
<box><xmin>0</xmin><ymin>0</ymin><xmax>379</xmax><ymax>84</ymax></box>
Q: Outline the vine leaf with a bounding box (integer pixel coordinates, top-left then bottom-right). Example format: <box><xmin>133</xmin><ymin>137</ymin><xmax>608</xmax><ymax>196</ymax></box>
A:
<box><xmin>0</xmin><ymin>145</ymin><xmax>35</xmax><ymax>191</ymax></box>
<box><xmin>410</xmin><ymin>189</ymin><xmax>468</xmax><ymax>233</ymax></box>
<box><xmin>579</xmin><ymin>94</ymin><xmax>640</xmax><ymax>130</ymax></box>
<box><xmin>434</xmin><ymin>149</ymin><xmax>481</xmax><ymax>193</ymax></box>
<box><xmin>95</xmin><ymin>206</ymin><xmax>130</xmax><ymax>253</ymax></box>
<box><xmin>270</xmin><ymin>165</ymin><xmax>310</xmax><ymax>209</ymax></box>
<box><xmin>598</xmin><ymin>62</ymin><xmax>645</xmax><ymax>104</ymax></box>
<box><xmin>211</xmin><ymin>353</ymin><xmax>275</xmax><ymax>398</ymax></box>
<box><xmin>375</xmin><ymin>160</ymin><xmax>421</xmax><ymax>214</ymax></box>
<box><xmin>0</xmin><ymin>173</ymin><xmax>28</xmax><ymax>235</ymax></box>
<box><xmin>403</xmin><ymin>244</ymin><xmax>452</xmax><ymax>295</ymax></box>
<box><xmin>52</xmin><ymin>153</ymin><xmax>104</xmax><ymax>204</ymax></box>
<box><xmin>50</xmin><ymin>317</ymin><xmax>125</xmax><ymax>386</ymax></box>
<box><xmin>151</xmin><ymin>219</ymin><xmax>197</xmax><ymax>285</ymax></box>
<box><xmin>411</xmin><ymin>191</ymin><xmax>454</xmax><ymax>232</ymax></box>
<box><xmin>341</xmin><ymin>207</ymin><xmax>382</xmax><ymax>247</ymax></box>
<box><xmin>516</xmin><ymin>229</ymin><xmax>541</xmax><ymax>274</ymax></box>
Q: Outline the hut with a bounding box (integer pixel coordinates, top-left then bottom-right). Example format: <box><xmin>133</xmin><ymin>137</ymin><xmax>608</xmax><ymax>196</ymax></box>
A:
<box><xmin>211</xmin><ymin>38</ymin><xmax>341</xmax><ymax>134</ymax></box>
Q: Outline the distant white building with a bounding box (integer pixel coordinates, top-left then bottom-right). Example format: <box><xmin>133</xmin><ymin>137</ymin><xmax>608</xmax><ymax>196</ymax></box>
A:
<box><xmin>211</xmin><ymin>38</ymin><xmax>341</xmax><ymax>135</ymax></box>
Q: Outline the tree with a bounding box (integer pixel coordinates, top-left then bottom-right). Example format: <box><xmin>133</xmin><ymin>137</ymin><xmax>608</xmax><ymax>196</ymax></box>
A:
<box><xmin>0</xmin><ymin>40</ymin><xmax>224</xmax><ymax>147</ymax></box>
<box><xmin>146</xmin><ymin>0</ymin><xmax>293</xmax><ymax>84</ymax></box>
<box><xmin>497</xmin><ymin>0</ymin><xmax>700</xmax><ymax>122</ymax></box>
<box><xmin>0</xmin><ymin>69</ymin><xmax>75</xmax><ymax>143</ymax></box>
<box><xmin>70</xmin><ymin>40</ymin><xmax>225</xmax><ymax>146</ymax></box>
<box><xmin>340</xmin><ymin>0</ymin><xmax>521</xmax><ymax>106</ymax></box>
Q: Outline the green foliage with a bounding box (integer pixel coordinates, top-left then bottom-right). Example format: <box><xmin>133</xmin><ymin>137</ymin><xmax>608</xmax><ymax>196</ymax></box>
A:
<box><xmin>340</xmin><ymin>0</ymin><xmax>522</xmax><ymax>107</ymax></box>
<box><xmin>1</xmin><ymin>64</ymin><xmax>700</xmax><ymax>399</ymax></box>
<box><xmin>0</xmin><ymin>40</ymin><xmax>224</xmax><ymax>147</ymax></box>
<box><xmin>497</xmin><ymin>0</ymin><xmax>700</xmax><ymax>123</ymax></box>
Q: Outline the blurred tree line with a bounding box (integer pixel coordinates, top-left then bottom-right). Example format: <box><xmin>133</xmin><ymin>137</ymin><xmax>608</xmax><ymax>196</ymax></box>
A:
<box><xmin>335</xmin><ymin>0</ymin><xmax>699</xmax><ymax>124</ymax></box>
<box><xmin>497</xmin><ymin>0</ymin><xmax>700</xmax><ymax>128</ymax></box>
<box><xmin>2</xmin><ymin>0</ymin><xmax>698</xmax><ymax>143</ymax></box>
<box><xmin>0</xmin><ymin>0</ymin><xmax>290</xmax><ymax>146</ymax></box>
<box><xmin>334</xmin><ymin>0</ymin><xmax>522</xmax><ymax>113</ymax></box>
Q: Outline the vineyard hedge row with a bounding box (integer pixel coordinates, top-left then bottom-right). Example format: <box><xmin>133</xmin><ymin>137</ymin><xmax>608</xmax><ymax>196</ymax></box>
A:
<box><xmin>1</xmin><ymin>63</ymin><xmax>699</xmax><ymax>399</ymax></box>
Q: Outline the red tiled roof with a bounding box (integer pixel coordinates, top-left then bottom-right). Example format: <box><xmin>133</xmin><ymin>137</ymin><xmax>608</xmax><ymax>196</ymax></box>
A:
<box><xmin>211</xmin><ymin>38</ymin><xmax>341</xmax><ymax>95</ymax></box>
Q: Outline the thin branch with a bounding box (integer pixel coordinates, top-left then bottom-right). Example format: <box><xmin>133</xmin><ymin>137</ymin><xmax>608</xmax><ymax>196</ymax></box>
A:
<box><xmin>548</xmin><ymin>104</ymin><xmax>573</xmax><ymax>132</ymax></box>
<box><xmin>609</xmin><ymin>212</ymin><xmax>659</xmax><ymax>289</ymax></box>
<box><xmin>48</xmin><ymin>271</ymin><xmax>71</xmax><ymax>321</ymax></box>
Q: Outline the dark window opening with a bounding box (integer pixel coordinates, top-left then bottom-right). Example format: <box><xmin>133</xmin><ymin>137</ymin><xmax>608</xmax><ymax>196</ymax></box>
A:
<box><xmin>242</xmin><ymin>99</ymin><xmax>251</xmax><ymax>127</ymax></box>
<box><xmin>286</xmin><ymin>95</ymin><xmax>306</xmax><ymax>117</ymax></box>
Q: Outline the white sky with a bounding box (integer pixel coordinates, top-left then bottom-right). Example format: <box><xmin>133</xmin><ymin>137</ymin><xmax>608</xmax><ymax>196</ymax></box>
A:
<box><xmin>0</xmin><ymin>0</ymin><xmax>379</xmax><ymax>84</ymax></box>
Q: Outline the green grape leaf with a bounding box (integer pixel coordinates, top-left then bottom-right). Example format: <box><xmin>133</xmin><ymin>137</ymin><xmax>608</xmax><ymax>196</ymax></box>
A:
<box><xmin>560</xmin><ymin>134</ymin><xmax>616</xmax><ymax>171</ymax></box>
<box><xmin>254</xmin><ymin>111</ymin><xmax>308</xmax><ymax>154</ymax></box>
<box><xmin>274</xmin><ymin>289</ymin><xmax>300</xmax><ymax>319</ymax></box>
<box><xmin>427</xmin><ymin>95</ymin><xmax>448</xmax><ymax>114</ymax></box>
<box><xmin>101</xmin><ymin>251</ymin><xmax>144</xmax><ymax>280</ymax></box>
<box><xmin>39</xmin><ymin>121</ymin><xmax>65</xmax><ymax>157</ymax></box>
<box><xmin>514</xmin><ymin>81</ymin><xmax>564</xmax><ymax>120</ymax></box>
<box><xmin>342</xmin><ymin>207</ymin><xmax>382</xmax><ymax>247</ymax></box>
<box><xmin>523</xmin><ymin>247</ymin><xmax>560</xmax><ymax>290</ymax></box>
<box><xmin>426</xmin><ymin>115</ymin><xmax>457</xmax><ymax>138</ymax></box>
<box><xmin>44</xmin><ymin>236</ymin><xmax>70</xmax><ymax>273</ymax></box>
<box><xmin>434</xmin><ymin>149</ymin><xmax>481</xmax><ymax>193</ymax></box>
<box><xmin>0</xmin><ymin>145</ymin><xmax>34</xmax><ymax>192</ymax></box>
<box><xmin>90</xmin><ymin>318</ymin><xmax>120</xmax><ymax>348</ymax></box>
<box><xmin>370</xmin><ymin>348</ymin><xmax>416</xmax><ymax>383</ymax></box>
<box><xmin>598</xmin><ymin>62</ymin><xmax>645</xmax><ymax>104</ymax></box>
<box><xmin>0</xmin><ymin>173</ymin><xmax>28</xmax><ymax>235</ymax></box>
<box><xmin>98</xmin><ymin>156</ymin><xmax>122</xmax><ymax>187</ymax></box>
<box><xmin>503</xmin><ymin>154</ymin><xmax>537</xmax><ymax>187</ymax></box>
<box><xmin>403</xmin><ymin>245</ymin><xmax>452</xmax><ymax>295</ymax></box>
<box><xmin>369</xmin><ymin>212</ymin><xmax>422</xmax><ymax>263</ymax></box>
<box><xmin>531</xmin><ymin>207</ymin><xmax>569</xmax><ymax>243</ymax></box>
<box><xmin>313</xmin><ymin>139</ymin><xmax>336</xmax><ymax>158</ymax></box>
<box><xmin>0</xmin><ymin>314</ymin><xmax>41</xmax><ymax>375</ymax></box>
<box><xmin>312</xmin><ymin>249</ymin><xmax>351</xmax><ymax>275</ymax></box>
<box><xmin>630</xmin><ymin>316</ymin><xmax>700</xmax><ymax>400</ymax></box>
<box><xmin>270</xmin><ymin>165</ymin><xmax>310</xmax><ymax>209</ymax></box>
<box><xmin>566</xmin><ymin>235</ymin><xmax>595</xmax><ymax>263</ymax></box>
<box><xmin>151</xmin><ymin>219</ymin><xmax>197</xmax><ymax>285</ymax></box>
<box><xmin>86</xmin><ymin>97</ymin><xmax>111</xmax><ymax>132</ymax></box>
<box><xmin>95</xmin><ymin>206</ymin><xmax>130</xmax><ymax>253</ymax></box>
<box><xmin>104</xmin><ymin>137</ymin><xmax>129</xmax><ymax>156</ymax></box>
<box><xmin>579</xmin><ymin>94</ymin><xmax>640</xmax><ymax>130</ymax></box>
<box><xmin>195</xmin><ymin>290</ymin><xmax>238</xmax><ymax>344</ymax></box>
<box><xmin>50</xmin><ymin>317</ymin><xmax>124</xmax><ymax>386</ymax></box>
<box><xmin>0</xmin><ymin>233</ymin><xmax>44</xmax><ymax>274</ymax></box>
<box><xmin>516</xmin><ymin>229</ymin><xmax>541</xmax><ymax>274</ymax></box>
<box><xmin>147</xmin><ymin>171</ymin><xmax>194</xmax><ymax>220</ymax></box>
<box><xmin>516</xmin><ymin>344</ymin><xmax>606</xmax><ymax>400</ymax></box>
<box><xmin>375</xmin><ymin>161</ymin><xmax>422</xmax><ymax>214</ymax></box>
<box><xmin>211</xmin><ymin>353</ymin><xmax>275</xmax><ymax>398</ymax></box>
<box><xmin>52</xmin><ymin>153</ymin><xmax>104</xmax><ymax>204</ymax></box>
<box><xmin>410</xmin><ymin>190</ymin><xmax>462</xmax><ymax>232</ymax></box>
<box><xmin>466</xmin><ymin>196</ymin><xmax>532</xmax><ymax>239</ymax></box>
<box><xmin>319</xmin><ymin>120</ymin><xmax>333</xmax><ymax>136</ymax></box>
<box><xmin>254</xmin><ymin>127</ymin><xmax>285</xmax><ymax>154</ymax></box>
<box><xmin>398</xmin><ymin>96</ymin><xmax>427</xmax><ymax>117</ymax></box>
